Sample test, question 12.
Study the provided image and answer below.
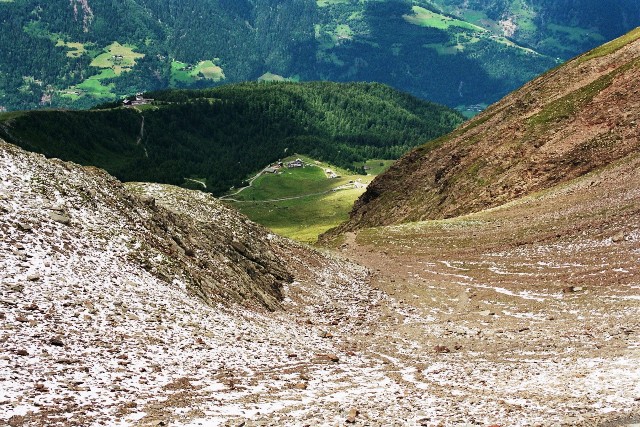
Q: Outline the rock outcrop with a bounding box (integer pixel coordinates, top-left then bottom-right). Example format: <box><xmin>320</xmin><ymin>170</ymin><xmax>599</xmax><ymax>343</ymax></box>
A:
<box><xmin>0</xmin><ymin>139</ymin><xmax>293</xmax><ymax>311</ymax></box>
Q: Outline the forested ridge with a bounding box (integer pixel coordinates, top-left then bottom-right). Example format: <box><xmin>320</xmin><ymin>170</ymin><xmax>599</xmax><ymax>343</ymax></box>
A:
<box><xmin>0</xmin><ymin>82</ymin><xmax>463</xmax><ymax>195</ymax></box>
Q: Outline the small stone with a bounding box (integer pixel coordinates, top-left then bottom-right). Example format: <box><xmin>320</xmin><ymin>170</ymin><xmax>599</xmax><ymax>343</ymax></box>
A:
<box><xmin>293</xmin><ymin>382</ymin><xmax>307</xmax><ymax>390</ymax></box>
<box><xmin>15</xmin><ymin>315</ymin><xmax>29</xmax><ymax>323</ymax></box>
<box><xmin>17</xmin><ymin>222</ymin><xmax>33</xmax><ymax>232</ymax></box>
<box><xmin>346</xmin><ymin>408</ymin><xmax>359</xmax><ymax>423</ymax></box>
<box><xmin>563</xmin><ymin>286</ymin><xmax>584</xmax><ymax>293</ymax></box>
<box><xmin>139</xmin><ymin>195</ymin><xmax>155</xmax><ymax>207</ymax></box>
<box><xmin>8</xmin><ymin>415</ymin><xmax>25</xmax><ymax>427</ymax></box>
<box><xmin>9</xmin><ymin>284</ymin><xmax>24</xmax><ymax>293</ymax></box>
<box><xmin>434</xmin><ymin>345</ymin><xmax>451</xmax><ymax>353</ymax></box>
<box><xmin>49</xmin><ymin>211</ymin><xmax>71</xmax><ymax>225</ymax></box>
<box><xmin>15</xmin><ymin>349</ymin><xmax>29</xmax><ymax>356</ymax></box>
<box><xmin>478</xmin><ymin>310</ymin><xmax>495</xmax><ymax>316</ymax></box>
<box><xmin>317</xmin><ymin>330</ymin><xmax>332</xmax><ymax>338</ymax></box>
<box><xmin>0</xmin><ymin>297</ymin><xmax>17</xmax><ymax>306</ymax></box>
<box><xmin>35</xmin><ymin>383</ymin><xmax>47</xmax><ymax>392</ymax></box>
<box><xmin>317</xmin><ymin>353</ymin><xmax>339</xmax><ymax>363</ymax></box>
<box><xmin>49</xmin><ymin>336</ymin><xmax>64</xmax><ymax>347</ymax></box>
<box><xmin>612</xmin><ymin>231</ymin><xmax>626</xmax><ymax>243</ymax></box>
<box><xmin>27</xmin><ymin>274</ymin><xmax>41</xmax><ymax>282</ymax></box>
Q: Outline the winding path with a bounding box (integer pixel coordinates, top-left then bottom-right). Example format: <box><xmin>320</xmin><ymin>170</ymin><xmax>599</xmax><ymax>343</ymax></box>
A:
<box><xmin>218</xmin><ymin>166</ymin><xmax>270</xmax><ymax>200</ymax></box>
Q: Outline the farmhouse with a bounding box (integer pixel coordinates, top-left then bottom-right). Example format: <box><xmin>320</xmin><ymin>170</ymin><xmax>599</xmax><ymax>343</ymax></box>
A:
<box><xmin>287</xmin><ymin>158</ymin><xmax>304</xmax><ymax>168</ymax></box>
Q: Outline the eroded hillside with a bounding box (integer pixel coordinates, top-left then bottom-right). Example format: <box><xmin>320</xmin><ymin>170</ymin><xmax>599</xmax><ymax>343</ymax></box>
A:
<box><xmin>337</xmin><ymin>28</ymin><xmax>640</xmax><ymax>231</ymax></box>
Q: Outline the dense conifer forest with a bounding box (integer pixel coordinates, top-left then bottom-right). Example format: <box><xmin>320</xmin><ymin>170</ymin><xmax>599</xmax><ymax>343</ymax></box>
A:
<box><xmin>0</xmin><ymin>82</ymin><xmax>463</xmax><ymax>194</ymax></box>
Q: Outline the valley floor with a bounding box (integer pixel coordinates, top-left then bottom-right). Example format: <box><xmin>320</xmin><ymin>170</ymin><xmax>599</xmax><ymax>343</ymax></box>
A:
<box><xmin>2</xmin><ymin>151</ymin><xmax>640</xmax><ymax>427</ymax></box>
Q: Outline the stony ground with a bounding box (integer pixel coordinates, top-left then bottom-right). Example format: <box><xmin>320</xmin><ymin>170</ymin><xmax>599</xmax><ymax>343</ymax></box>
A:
<box><xmin>1</xmin><ymin>140</ymin><xmax>639</xmax><ymax>427</ymax></box>
<box><xmin>330</xmin><ymin>153</ymin><xmax>640</xmax><ymax>426</ymax></box>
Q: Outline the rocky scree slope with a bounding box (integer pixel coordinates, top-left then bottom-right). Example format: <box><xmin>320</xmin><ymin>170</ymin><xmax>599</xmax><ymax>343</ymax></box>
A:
<box><xmin>0</xmin><ymin>139</ymin><xmax>391</xmax><ymax>426</ymax></box>
<box><xmin>337</xmin><ymin>28</ymin><xmax>640</xmax><ymax>231</ymax></box>
<box><xmin>0</xmin><ymin>139</ymin><xmax>294</xmax><ymax>311</ymax></box>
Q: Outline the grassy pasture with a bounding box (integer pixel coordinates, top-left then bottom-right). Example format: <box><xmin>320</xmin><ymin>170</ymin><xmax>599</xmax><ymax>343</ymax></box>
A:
<box><xmin>62</xmin><ymin>69</ymin><xmax>116</xmax><ymax>100</ymax></box>
<box><xmin>226</xmin><ymin>155</ymin><xmax>373</xmax><ymax>243</ymax></box>
<box><xmin>353</xmin><ymin>159</ymin><xmax>394</xmax><ymax>176</ymax></box>
<box><xmin>234</xmin><ymin>186</ymin><xmax>366</xmax><ymax>243</ymax></box>
<box><xmin>258</xmin><ymin>72</ymin><xmax>289</xmax><ymax>82</ymax></box>
<box><xmin>170</xmin><ymin>60</ymin><xmax>225</xmax><ymax>86</ymax></box>
<box><xmin>90</xmin><ymin>42</ymin><xmax>144</xmax><ymax>76</ymax></box>
<box><xmin>404</xmin><ymin>6</ymin><xmax>485</xmax><ymax>32</ymax></box>
<box><xmin>55</xmin><ymin>40</ymin><xmax>86</xmax><ymax>58</ymax></box>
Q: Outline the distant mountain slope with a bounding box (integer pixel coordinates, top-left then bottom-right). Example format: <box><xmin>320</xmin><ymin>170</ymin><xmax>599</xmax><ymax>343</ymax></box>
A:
<box><xmin>335</xmin><ymin>28</ymin><xmax>640</xmax><ymax>231</ymax></box>
<box><xmin>0</xmin><ymin>82</ymin><xmax>463</xmax><ymax>194</ymax></box>
<box><xmin>2</xmin><ymin>0</ymin><xmax>638</xmax><ymax>111</ymax></box>
<box><xmin>430</xmin><ymin>0</ymin><xmax>640</xmax><ymax>59</ymax></box>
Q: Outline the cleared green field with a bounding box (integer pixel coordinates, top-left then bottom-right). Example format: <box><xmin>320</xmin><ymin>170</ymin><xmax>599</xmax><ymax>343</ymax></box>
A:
<box><xmin>258</xmin><ymin>72</ymin><xmax>289</xmax><ymax>82</ymax></box>
<box><xmin>170</xmin><ymin>60</ymin><xmax>225</xmax><ymax>86</ymax></box>
<box><xmin>91</xmin><ymin>42</ymin><xmax>144</xmax><ymax>76</ymax></box>
<box><xmin>62</xmin><ymin>69</ymin><xmax>116</xmax><ymax>100</ymax></box>
<box><xmin>334</xmin><ymin>24</ymin><xmax>353</xmax><ymax>40</ymax></box>
<box><xmin>226</xmin><ymin>155</ymin><xmax>373</xmax><ymax>243</ymax></box>
<box><xmin>234</xmin><ymin>186</ymin><xmax>366</xmax><ymax>243</ymax></box>
<box><xmin>196</xmin><ymin>60</ymin><xmax>225</xmax><ymax>80</ymax></box>
<box><xmin>232</xmin><ymin>157</ymin><xmax>353</xmax><ymax>202</ymax></box>
<box><xmin>56</xmin><ymin>41</ymin><xmax>86</xmax><ymax>58</ymax></box>
<box><xmin>57</xmin><ymin>41</ymin><xmax>141</xmax><ymax>101</ymax></box>
<box><xmin>354</xmin><ymin>159</ymin><xmax>395</xmax><ymax>176</ymax></box>
<box><xmin>404</xmin><ymin>6</ymin><xmax>485</xmax><ymax>32</ymax></box>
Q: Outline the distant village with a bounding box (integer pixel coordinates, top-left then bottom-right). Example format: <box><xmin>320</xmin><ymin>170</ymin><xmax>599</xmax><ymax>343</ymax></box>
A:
<box><xmin>264</xmin><ymin>158</ymin><xmax>341</xmax><ymax>179</ymax></box>
<box><xmin>264</xmin><ymin>158</ymin><xmax>305</xmax><ymax>174</ymax></box>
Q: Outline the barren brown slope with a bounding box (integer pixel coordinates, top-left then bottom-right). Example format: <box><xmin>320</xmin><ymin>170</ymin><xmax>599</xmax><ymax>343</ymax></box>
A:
<box><xmin>336</xmin><ymin>27</ymin><xmax>640</xmax><ymax>231</ymax></box>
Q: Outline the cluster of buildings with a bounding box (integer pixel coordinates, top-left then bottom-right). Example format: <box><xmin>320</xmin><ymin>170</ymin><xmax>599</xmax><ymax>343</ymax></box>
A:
<box><xmin>123</xmin><ymin>93</ymin><xmax>154</xmax><ymax>107</ymax></box>
<box><xmin>264</xmin><ymin>158</ymin><xmax>305</xmax><ymax>174</ymax></box>
<box><xmin>111</xmin><ymin>54</ymin><xmax>125</xmax><ymax>65</ymax></box>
